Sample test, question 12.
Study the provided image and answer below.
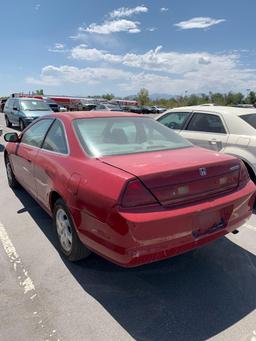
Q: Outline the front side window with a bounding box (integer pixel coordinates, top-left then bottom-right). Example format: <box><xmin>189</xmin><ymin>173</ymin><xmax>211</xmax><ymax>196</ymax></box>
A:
<box><xmin>73</xmin><ymin>117</ymin><xmax>192</xmax><ymax>157</ymax></box>
<box><xmin>186</xmin><ymin>112</ymin><xmax>226</xmax><ymax>133</ymax></box>
<box><xmin>21</xmin><ymin>119</ymin><xmax>53</xmax><ymax>147</ymax></box>
<box><xmin>13</xmin><ymin>99</ymin><xmax>20</xmax><ymax>110</ymax></box>
<box><xmin>20</xmin><ymin>100</ymin><xmax>51</xmax><ymax>111</ymax></box>
<box><xmin>42</xmin><ymin>120</ymin><xmax>68</xmax><ymax>154</ymax></box>
<box><xmin>158</xmin><ymin>112</ymin><xmax>191</xmax><ymax>129</ymax></box>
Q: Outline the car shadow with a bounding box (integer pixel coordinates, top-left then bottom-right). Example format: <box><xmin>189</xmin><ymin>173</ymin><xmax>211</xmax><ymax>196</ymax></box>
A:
<box><xmin>13</xmin><ymin>187</ymin><xmax>256</xmax><ymax>341</ymax></box>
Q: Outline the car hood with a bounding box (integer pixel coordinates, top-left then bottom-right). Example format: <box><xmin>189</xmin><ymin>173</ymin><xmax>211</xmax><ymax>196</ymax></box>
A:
<box><xmin>22</xmin><ymin>110</ymin><xmax>53</xmax><ymax>117</ymax></box>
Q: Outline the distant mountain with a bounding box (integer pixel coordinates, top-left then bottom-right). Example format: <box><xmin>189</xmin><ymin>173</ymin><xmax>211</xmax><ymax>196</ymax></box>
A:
<box><xmin>150</xmin><ymin>93</ymin><xmax>174</xmax><ymax>100</ymax></box>
<box><xmin>123</xmin><ymin>93</ymin><xmax>174</xmax><ymax>101</ymax></box>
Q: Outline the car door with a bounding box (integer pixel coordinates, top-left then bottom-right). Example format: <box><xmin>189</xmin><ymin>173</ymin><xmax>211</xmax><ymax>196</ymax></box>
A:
<box><xmin>11</xmin><ymin>119</ymin><xmax>54</xmax><ymax>196</ymax></box>
<box><xmin>157</xmin><ymin>111</ymin><xmax>192</xmax><ymax>133</ymax></box>
<box><xmin>34</xmin><ymin>119</ymin><xmax>69</xmax><ymax>208</ymax></box>
<box><xmin>180</xmin><ymin>111</ymin><xmax>228</xmax><ymax>152</ymax></box>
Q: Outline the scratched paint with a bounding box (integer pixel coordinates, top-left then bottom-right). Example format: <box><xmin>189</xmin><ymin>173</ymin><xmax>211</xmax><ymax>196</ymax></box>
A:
<box><xmin>0</xmin><ymin>221</ymin><xmax>61</xmax><ymax>340</ymax></box>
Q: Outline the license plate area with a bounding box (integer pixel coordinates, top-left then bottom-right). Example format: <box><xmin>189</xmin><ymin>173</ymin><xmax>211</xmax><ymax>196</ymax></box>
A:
<box><xmin>192</xmin><ymin>205</ymin><xmax>233</xmax><ymax>238</ymax></box>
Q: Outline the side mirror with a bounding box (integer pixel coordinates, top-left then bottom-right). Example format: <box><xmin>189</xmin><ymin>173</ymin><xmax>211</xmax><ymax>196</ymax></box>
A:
<box><xmin>4</xmin><ymin>132</ymin><xmax>19</xmax><ymax>143</ymax></box>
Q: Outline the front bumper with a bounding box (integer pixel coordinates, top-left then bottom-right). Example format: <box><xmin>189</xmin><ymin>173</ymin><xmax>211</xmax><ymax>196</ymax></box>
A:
<box><xmin>23</xmin><ymin>117</ymin><xmax>38</xmax><ymax>126</ymax></box>
<box><xmin>77</xmin><ymin>181</ymin><xmax>256</xmax><ymax>267</ymax></box>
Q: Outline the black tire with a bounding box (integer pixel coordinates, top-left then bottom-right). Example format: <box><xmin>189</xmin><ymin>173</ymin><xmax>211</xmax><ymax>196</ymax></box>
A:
<box><xmin>19</xmin><ymin>119</ymin><xmax>25</xmax><ymax>131</ymax></box>
<box><xmin>53</xmin><ymin>198</ymin><xmax>91</xmax><ymax>261</ymax></box>
<box><xmin>5</xmin><ymin>156</ymin><xmax>19</xmax><ymax>189</ymax></box>
<box><xmin>5</xmin><ymin>116</ymin><xmax>12</xmax><ymax>128</ymax></box>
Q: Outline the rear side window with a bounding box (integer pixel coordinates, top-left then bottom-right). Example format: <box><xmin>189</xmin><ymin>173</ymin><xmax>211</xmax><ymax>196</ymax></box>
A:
<box><xmin>186</xmin><ymin>113</ymin><xmax>226</xmax><ymax>133</ymax></box>
<box><xmin>240</xmin><ymin>114</ymin><xmax>256</xmax><ymax>129</ymax></box>
<box><xmin>158</xmin><ymin>112</ymin><xmax>191</xmax><ymax>129</ymax></box>
<box><xmin>42</xmin><ymin>120</ymin><xmax>68</xmax><ymax>154</ymax></box>
<box><xmin>21</xmin><ymin>119</ymin><xmax>54</xmax><ymax>147</ymax></box>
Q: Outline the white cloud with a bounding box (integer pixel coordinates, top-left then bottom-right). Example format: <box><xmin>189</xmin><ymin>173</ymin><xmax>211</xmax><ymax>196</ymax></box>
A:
<box><xmin>26</xmin><ymin>60</ymin><xmax>256</xmax><ymax>95</ymax></box>
<box><xmin>109</xmin><ymin>5</ymin><xmax>148</xmax><ymax>18</ymax></box>
<box><xmin>54</xmin><ymin>43</ymin><xmax>65</xmax><ymax>49</ymax></box>
<box><xmin>48</xmin><ymin>43</ymin><xmax>66</xmax><ymax>53</ymax></box>
<box><xmin>29</xmin><ymin>43</ymin><xmax>256</xmax><ymax>95</ymax></box>
<box><xmin>147</xmin><ymin>27</ymin><xmax>157</xmax><ymax>32</ymax></box>
<box><xmin>35</xmin><ymin>4</ymin><xmax>40</xmax><ymax>11</ymax></box>
<box><xmin>79</xmin><ymin>19</ymin><xmax>141</xmax><ymax>34</ymax></box>
<box><xmin>71</xmin><ymin>44</ymin><xmax>240</xmax><ymax>76</ymax></box>
<box><xmin>175</xmin><ymin>17</ymin><xmax>226</xmax><ymax>30</ymax></box>
<box><xmin>26</xmin><ymin>65</ymin><xmax>131</xmax><ymax>86</ymax></box>
<box><xmin>160</xmin><ymin>7</ymin><xmax>168</xmax><ymax>12</ymax></box>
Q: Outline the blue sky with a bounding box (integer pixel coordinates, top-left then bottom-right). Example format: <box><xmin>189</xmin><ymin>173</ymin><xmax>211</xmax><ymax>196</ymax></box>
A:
<box><xmin>1</xmin><ymin>0</ymin><xmax>256</xmax><ymax>97</ymax></box>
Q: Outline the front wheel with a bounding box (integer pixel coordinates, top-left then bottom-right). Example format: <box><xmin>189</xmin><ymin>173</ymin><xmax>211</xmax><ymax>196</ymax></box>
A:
<box><xmin>5</xmin><ymin>116</ymin><xmax>12</xmax><ymax>128</ymax></box>
<box><xmin>53</xmin><ymin>199</ymin><xmax>91</xmax><ymax>261</ymax></box>
<box><xmin>5</xmin><ymin>156</ymin><xmax>19</xmax><ymax>188</ymax></box>
<box><xmin>19</xmin><ymin>119</ymin><xmax>25</xmax><ymax>131</ymax></box>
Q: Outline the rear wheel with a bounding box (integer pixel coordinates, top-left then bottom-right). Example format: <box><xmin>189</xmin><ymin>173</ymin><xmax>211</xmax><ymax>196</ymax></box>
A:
<box><xmin>19</xmin><ymin>119</ymin><xmax>25</xmax><ymax>131</ymax></box>
<box><xmin>5</xmin><ymin>116</ymin><xmax>12</xmax><ymax>128</ymax></box>
<box><xmin>53</xmin><ymin>199</ymin><xmax>91</xmax><ymax>261</ymax></box>
<box><xmin>5</xmin><ymin>156</ymin><xmax>19</xmax><ymax>188</ymax></box>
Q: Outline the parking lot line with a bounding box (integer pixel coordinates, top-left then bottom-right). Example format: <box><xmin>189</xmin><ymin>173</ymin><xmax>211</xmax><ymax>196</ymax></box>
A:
<box><xmin>0</xmin><ymin>221</ymin><xmax>61</xmax><ymax>340</ymax></box>
<box><xmin>244</xmin><ymin>223</ymin><xmax>256</xmax><ymax>232</ymax></box>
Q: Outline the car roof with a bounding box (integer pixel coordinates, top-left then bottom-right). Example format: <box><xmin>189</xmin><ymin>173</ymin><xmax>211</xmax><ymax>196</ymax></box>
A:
<box><xmin>45</xmin><ymin>111</ymin><xmax>145</xmax><ymax>120</ymax></box>
<box><xmin>17</xmin><ymin>97</ymin><xmax>44</xmax><ymax>102</ymax></box>
<box><xmin>166</xmin><ymin>105</ymin><xmax>256</xmax><ymax>116</ymax></box>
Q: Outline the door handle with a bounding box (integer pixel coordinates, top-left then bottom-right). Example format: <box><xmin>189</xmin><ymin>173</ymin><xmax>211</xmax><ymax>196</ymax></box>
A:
<box><xmin>25</xmin><ymin>158</ymin><xmax>32</xmax><ymax>163</ymax></box>
<box><xmin>209</xmin><ymin>139</ymin><xmax>217</xmax><ymax>145</ymax></box>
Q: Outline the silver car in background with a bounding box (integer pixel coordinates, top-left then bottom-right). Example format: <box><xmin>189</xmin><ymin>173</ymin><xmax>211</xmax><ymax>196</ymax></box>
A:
<box><xmin>156</xmin><ymin>105</ymin><xmax>256</xmax><ymax>182</ymax></box>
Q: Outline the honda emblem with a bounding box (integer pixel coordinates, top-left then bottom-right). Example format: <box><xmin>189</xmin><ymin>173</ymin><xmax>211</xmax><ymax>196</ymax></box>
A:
<box><xmin>199</xmin><ymin>167</ymin><xmax>207</xmax><ymax>176</ymax></box>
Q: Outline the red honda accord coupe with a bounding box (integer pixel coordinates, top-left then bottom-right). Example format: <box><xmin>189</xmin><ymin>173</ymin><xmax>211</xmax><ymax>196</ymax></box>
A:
<box><xmin>4</xmin><ymin>112</ymin><xmax>256</xmax><ymax>267</ymax></box>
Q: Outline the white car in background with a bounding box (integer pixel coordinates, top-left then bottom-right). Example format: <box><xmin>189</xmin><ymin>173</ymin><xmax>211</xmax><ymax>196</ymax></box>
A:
<box><xmin>156</xmin><ymin>105</ymin><xmax>256</xmax><ymax>182</ymax></box>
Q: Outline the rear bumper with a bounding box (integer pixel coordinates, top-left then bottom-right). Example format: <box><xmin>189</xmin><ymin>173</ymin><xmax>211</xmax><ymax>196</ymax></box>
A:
<box><xmin>77</xmin><ymin>181</ymin><xmax>256</xmax><ymax>267</ymax></box>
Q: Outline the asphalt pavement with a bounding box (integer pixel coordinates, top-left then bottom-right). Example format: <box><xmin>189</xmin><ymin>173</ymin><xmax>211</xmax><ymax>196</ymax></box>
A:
<box><xmin>0</xmin><ymin>113</ymin><xmax>256</xmax><ymax>341</ymax></box>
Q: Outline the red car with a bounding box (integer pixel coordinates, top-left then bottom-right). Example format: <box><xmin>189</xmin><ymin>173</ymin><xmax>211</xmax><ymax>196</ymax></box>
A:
<box><xmin>4</xmin><ymin>112</ymin><xmax>256</xmax><ymax>267</ymax></box>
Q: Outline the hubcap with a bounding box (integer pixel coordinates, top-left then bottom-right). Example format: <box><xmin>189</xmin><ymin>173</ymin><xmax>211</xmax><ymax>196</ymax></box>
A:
<box><xmin>6</xmin><ymin>162</ymin><xmax>13</xmax><ymax>183</ymax></box>
<box><xmin>56</xmin><ymin>208</ymin><xmax>72</xmax><ymax>253</ymax></box>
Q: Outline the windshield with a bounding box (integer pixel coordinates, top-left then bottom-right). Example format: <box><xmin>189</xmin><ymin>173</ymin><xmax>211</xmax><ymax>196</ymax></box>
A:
<box><xmin>73</xmin><ymin>117</ymin><xmax>192</xmax><ymax>157</ymax></box>
<box><xmin>240</xmin><ymin>113</ymin><xmax>256</xmax><ymax>129</ymax></box>
<box><xmin>20</xmin><ymin>100</ymin><xmax>51</xmax><ymax>111</ymax></box>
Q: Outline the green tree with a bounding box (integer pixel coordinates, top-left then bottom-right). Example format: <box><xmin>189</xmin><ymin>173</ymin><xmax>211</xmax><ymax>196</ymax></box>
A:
<box><xmin>35</xmin><ymin>89</ymin><xmax>44</xmax><ymax>95</ymax></box>
<box><xmin>246</xmin><ymin>91</ymin><xmax>256</xmax><ymax>104</ymax></box>
<box><xmin>137</xmin><ymin>88</ymin><xmax>149</xmax><ymax>105</ymax></box>
<box><xmin>102</xmin><ymin>93</ymin><xmax>114</xmax><ymax>101</ymax></box>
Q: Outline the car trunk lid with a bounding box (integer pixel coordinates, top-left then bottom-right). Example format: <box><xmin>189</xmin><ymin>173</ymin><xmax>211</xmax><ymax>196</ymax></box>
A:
<box><xmin>100</xmin><ymin>147</ymin><xmax>240</xmax><ymax>206</ymax></box>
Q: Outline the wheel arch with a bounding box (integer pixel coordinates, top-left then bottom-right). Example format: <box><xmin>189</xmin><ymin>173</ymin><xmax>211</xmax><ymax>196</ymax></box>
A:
<box><xmin>49</xmin><ymin>191</ymin><xmax>63</xmax><ymax>212</ymax></box>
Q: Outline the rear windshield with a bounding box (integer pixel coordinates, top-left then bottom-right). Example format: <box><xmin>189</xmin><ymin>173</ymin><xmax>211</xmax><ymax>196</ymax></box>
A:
<box><xmin>240</xmin><ymin>113</ymin><xmax>256</xmax><ymax>129</ymax></box>
<box><xmin>73</xmin><ymin>117</ymin><xmax>192</xmax><ymax>157</ymax></box>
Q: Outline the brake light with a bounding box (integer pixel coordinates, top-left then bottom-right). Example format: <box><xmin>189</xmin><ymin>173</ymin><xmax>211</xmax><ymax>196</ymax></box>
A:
<box><xmin>239</xmin><ymin>162</ymin><xmax>250</xmax><ymax>185</ymax></box>
<box><xmin>121</xmin><ymin>179</ymin><xmax>158</xmax><ymax>208</ymax></box>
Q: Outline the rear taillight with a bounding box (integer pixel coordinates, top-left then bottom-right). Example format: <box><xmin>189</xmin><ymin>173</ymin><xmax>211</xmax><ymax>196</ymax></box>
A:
<box><xmin>121</xmin><ymin>179</ymin><xmax>159</xmax><ymax>208</ymax></box>
<box><xmin>239</xmin><ymin>162</ymin><xmax>250</xmax><ymax>185</ymax></box>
